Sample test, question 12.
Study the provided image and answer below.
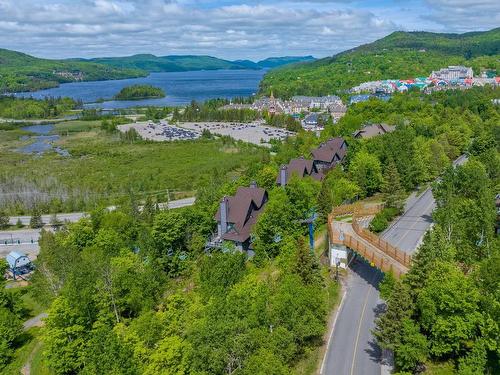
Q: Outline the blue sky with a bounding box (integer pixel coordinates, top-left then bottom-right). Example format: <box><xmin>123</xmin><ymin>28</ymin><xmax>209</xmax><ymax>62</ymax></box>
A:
<box><xmin>0</xmin><ymin>0</ymin><xmax>498</xmax><ymax>60</ymax></box>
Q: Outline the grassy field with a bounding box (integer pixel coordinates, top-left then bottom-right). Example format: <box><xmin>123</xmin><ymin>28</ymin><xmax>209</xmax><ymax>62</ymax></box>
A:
<box><xmin>0</xmin><ymin>119</ymin><xmax>269</xmax><ymax>214</ymax></box>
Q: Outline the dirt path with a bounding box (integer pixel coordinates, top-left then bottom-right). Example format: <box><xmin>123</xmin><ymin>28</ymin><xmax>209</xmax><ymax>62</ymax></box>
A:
<box><xmin>21</xmin><ymin>341</ymin><xmax>41</xmax><ymax>375</ymax></box>
<box><xmin>23</xmin><ymin>313</ymin><xmax>48</xmax><ymax>330</ymax></box>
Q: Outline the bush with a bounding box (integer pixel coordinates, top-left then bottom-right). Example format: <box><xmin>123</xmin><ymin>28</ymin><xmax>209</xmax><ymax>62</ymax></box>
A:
<box><xmin>369</xmin><ymin>207</ymin><xmax>400</xmax><ymax>233</ymax></box>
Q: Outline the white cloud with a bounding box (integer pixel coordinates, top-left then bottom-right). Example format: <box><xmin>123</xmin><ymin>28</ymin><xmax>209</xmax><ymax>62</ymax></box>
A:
<box><xmin>0</xmin><ymin>0</ymin><xmax>497</xmax><ymax>60</ymax></box>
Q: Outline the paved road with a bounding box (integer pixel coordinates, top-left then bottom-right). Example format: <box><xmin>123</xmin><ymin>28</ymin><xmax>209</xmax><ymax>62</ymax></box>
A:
<box><xmin>381</xmin><ymin>154</ymin><xmax>468</xmax><ymax>253</ymax></box>
<box><xmin>322</xmin><ymin>259</ymin><xmax>384</xmax><ymax>375</ymax></box>
<box><xmin>322</xmin><ymin>155</ymin><xmax>468</xmax><ymax>374</ymax></box>
<box><xmin>381</xmin><ymin>188</ymin><xmax>435</xmax><ymax>253</ymax></box>
<box><xmin>8</xmin><ymin>197</ymin><xmax>196</xmax><ymax>226</ymax></box>
<box><xmin>1</xmin><ymin>197</ymin><xmax>196</xmax><ymax>260</ymax></box>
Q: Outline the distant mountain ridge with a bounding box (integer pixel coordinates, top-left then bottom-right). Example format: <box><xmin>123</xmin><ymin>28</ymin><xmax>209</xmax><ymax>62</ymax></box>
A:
<box><xmin>260</xmin><ymin>27</ymin><xmax>500</xmax><ymax>97</ymax></box>
<box><xmin>81</xmin><ymin>54</ymin><xmax>316</xmax><ymax>72</ymax></box>
<box><xmin>0</xmin><ymin>48</ymin><xmax>146</xmax><ymax>93</ymax></box>
<box><xmin>0</xmin><ymin>49</ymin><xmax>315</xmax><ymax>93</ymax></box>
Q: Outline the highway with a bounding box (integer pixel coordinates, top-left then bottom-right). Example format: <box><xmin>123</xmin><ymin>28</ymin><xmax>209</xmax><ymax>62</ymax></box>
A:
<box><xmin>381</xmin><ymin>188</ymin><xmax>435</xmax><ymax>253</ymax></box>
<box><xmin>1</xmin><ymin>197</ymin><xmax>196</xmax><ymax>259</ymax></box>
<box><xmin>8</xmin><ymin>197</ymin><xmax>196</xmax><ymax>226</ymax></box>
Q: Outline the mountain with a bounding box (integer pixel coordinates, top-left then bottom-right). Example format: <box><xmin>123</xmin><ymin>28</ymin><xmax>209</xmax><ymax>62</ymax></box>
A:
<box><xmin>84</xmin><ymin>54</ymin><xmax>317</xmax><ymax>72</ymax></box>
<box><xmin>0</xmin><ymin>48</ymin><xmax>146</xmax><ymax>94</ymax></box>
<box><xmin>260</xmin><ymin>28</ymin><xmax>500</xmax><ymax>97</ymax></box>
<box><xmin>257</xmin><ymin>56</ymin><xmax>316</xmax><ymax>68</ymax></box>
<box><xmin>83</xmin><ymin>54</ymin><xmax>248</xmax><ymax>72</ymax></box>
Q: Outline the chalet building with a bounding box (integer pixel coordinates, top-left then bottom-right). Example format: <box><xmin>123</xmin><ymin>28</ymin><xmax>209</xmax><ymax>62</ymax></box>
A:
<box><xmin>353</xmin><ymin>123</ymin><xmax>396</xmax><ymax>139</ymax></box>
<box><xmin>276</xmin><ymin>157</ymin><xmax>323</xmax><ymax>186</ymax></box>
<box><xmin>311</xmin><ymin>137</ymin><xmax>348</xmax><ymax>171</ymax></box>
<box><xmin>213</xmin><ymin>182</ymin><xmax>268</xmax><ymax>251</ymax></box>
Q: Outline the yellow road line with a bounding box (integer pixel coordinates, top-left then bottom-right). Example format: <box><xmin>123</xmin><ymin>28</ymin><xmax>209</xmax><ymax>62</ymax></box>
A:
<box><xmin>350</xmin><ymin>272</ymin><xmax>377</xmax><ymax>375</ymax></box>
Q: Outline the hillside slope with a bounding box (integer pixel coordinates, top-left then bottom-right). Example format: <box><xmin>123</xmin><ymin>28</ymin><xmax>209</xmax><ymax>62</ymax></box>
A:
<box><xmin>86</xmin><ymin>54</ymin><xmax>316</xmax><ymax>72</ymax></box>
<box><xmin>260</xmin><ymin>28</ymin><xmax>500</xmax><ymax>97</ymax></box>
<box><xmin>0</xmin><ymin>49</ymin><xmax>146</xmax><ymax>93</ymax></box>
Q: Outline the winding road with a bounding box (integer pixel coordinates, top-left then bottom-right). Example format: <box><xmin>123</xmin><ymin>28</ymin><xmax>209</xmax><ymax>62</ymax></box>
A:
<box><xmin>321</xmin><ymin>156</ymin><xmax>468</xmax><ymax>374</ymax></box>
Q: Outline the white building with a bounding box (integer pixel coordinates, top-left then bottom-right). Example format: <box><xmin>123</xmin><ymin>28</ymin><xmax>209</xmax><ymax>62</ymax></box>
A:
<box><xmin>430</xmin><ymin>66</ymin><xmax>473</xmax><ymax>80</ymax></box>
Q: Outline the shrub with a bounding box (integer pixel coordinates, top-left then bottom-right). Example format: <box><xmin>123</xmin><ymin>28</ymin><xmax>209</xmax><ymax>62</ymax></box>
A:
<box><xmin>369</xmin><ymin>207</ymin><xmax>400</xmax><ymax>233</ymax></box>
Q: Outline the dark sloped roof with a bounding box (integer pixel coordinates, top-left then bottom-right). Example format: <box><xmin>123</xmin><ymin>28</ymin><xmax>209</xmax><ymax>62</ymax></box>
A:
<box><xmin>215</xmin><ymin>185</ymin><xmax>268</xmax><ymax>243</ymax></box>
<box><xmin>311</xmin><ymin>137</ymin><xmax>347</xmax><ymax>163</ymax></box>
<box><xmin>276</xmin><ymin>157</ymin><xmax>323</xmax><ymax>184</ymax></box>
<box><xmin>353</xmin><ymin>123</ymin><xmax>396</xmax><ymax>139</ymax></box>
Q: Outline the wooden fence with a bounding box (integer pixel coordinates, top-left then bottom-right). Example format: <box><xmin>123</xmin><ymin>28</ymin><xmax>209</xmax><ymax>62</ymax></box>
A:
<box><xmin>343</xmin><ymin>233</ymin><xmax>406</xmax><ymax>279</ymax></box>
<box><xmin>328</xmin><ymin>203</ymin><xmax>411</xmax><ymax>276</ymax></box>
<box><xmin>351</xmin><ymin>220</ymin><xmax>412</xmax><ymax>268</ymax></box>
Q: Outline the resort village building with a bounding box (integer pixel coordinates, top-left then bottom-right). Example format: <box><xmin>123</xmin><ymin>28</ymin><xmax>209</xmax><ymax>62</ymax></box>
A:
<box><xmin>430</xmin><ymin>66</ymin><xmax>474</xmax><ymax>81</ymax></box>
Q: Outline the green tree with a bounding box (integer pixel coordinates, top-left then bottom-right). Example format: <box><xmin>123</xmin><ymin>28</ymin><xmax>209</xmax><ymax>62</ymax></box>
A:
<box><xmin>0</xmin><ymin>308</ymin><xmax>22</xmax><ymax>367</ymax></box>
<box><xmin>417</xmin><ymin>261</ymin><xmax>482</xmax><ymax>357</ymax></box>
<box><xmin>317</xmin><ymin>179</ymin><xmax>334</xmax><ymax>221</ymax></box>
<box><xmin>294</xmin><ymin>238</ymin><xmax>321</xmax><ymax>286</ymax></box>
<box><xmin>30</xmin><ymin>207</ymin><xmax>44</xmax><ymax>228</ymax></box>
<box><xmin>394</xmin><ymin>318</ymin><xmax>428</xmax><ymax>372</ymax></box>
<box><xmin>144</xmin><ymin>336</ymin><xmax>193</xmax><ymax>375</ymax></box>
<box><xmin>43</xmin><ymin>296</ymin><xmax>87</xmax><ymax>374</ymax></box>
<box><xmin>0</xmin><ymin>211</ymin><xmax>9</xmax><ymax>229</ymax></box>
<box><xmin>381</xmin><ymin>158</ymin><xmax>404</xmax><ymax>210</ymax></box>
<box><xmin>349</xmin><ymin>150</ymin><xmax>383</xmax><ymax>197</ymax></box>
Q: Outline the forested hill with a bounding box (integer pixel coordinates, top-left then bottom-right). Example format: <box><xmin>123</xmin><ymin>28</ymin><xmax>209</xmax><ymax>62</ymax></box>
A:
<box><xmin>83</xmin><ymin>54</ymin><xmax>316</xmax><ymax>72</ymax></box>
<box><xmin>0</xmin><ymin>48</ymin><xmax>146</xmax><ymax>94</ymax></box>
<box><xmin>260</xmin><ymin>27</ymin><xmax>500</xmax><ymax>97</ymax></box>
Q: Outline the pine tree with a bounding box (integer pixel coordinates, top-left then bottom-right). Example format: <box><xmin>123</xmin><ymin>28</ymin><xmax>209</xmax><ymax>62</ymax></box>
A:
<box><xmin>142</xmin><ymin>195</ymin><xmax>156</xmax><ymax>224</ymax></box>
<box><xmin>30</xmin><ymin>208</ymin><xmax>44</xmax><ymax>229</ymax></box>
<box><xmin>317</xmin><ymin>180</ymin><xmax>333</xmax><ymax>222</ymax></box>
<box><xmin>294</xmin><ymin>238</ymin><xmax>321</xmax><ymax>285</ymax></box>
<box><xmin>373</xmin><ymin>281</ymin><xmax>414</xmax><ymax>351</ymax></box>
<box><xmin>0</xmin><ymin>211</ymin><xmax>9</xmax><ymax>229</ymax></box>
<box><xmin>382</xmin><ymin>158</ymin><xmax>404</xmax><ymax>210</ymax></box>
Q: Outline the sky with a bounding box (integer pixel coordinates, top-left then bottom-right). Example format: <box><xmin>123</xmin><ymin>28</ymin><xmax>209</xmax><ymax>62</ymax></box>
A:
<box><xmin>0</xmin><ymin>0</ymin><xmax>498</xmax><ymax>60</ymax></box>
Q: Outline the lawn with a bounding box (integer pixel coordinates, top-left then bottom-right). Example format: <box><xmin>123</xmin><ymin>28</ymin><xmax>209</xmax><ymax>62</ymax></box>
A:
<box><xmin>0</xmin><ymin>121</ymin><xmax>269</xmax><ymax>214</ymax></box>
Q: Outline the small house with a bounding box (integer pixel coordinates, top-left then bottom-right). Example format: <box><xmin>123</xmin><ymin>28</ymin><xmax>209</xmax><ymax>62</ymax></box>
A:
<box><xmin>353</xmin><ymin>123</ymin><xmax>396</xmax><ymax>139</ymax></box>
<box><xmin>311</xmin><ymin>137</ymin><xmax>348</xmax><ymax>171</ymax></box>
<box><xmin>276</xmin><ymin>157</ymin><xmax>323</xmax><ymax>186</ymax></box>
<box><xmin>214</xmin><ymin>182</ymin><xmax>268</xmax><ymax>251</ymax></box>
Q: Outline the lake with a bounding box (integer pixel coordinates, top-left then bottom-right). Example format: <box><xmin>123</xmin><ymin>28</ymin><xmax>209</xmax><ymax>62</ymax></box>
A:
<box><xmin>16</xmin><ymin>70</ymin><xmax>267</xmax><ymax>109</ymax></box>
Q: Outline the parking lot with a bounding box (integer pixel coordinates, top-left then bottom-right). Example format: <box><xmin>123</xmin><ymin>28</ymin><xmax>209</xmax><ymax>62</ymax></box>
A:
<box><xmin>118</xmin><ymin>121</ymin><xmax>200</xmax><ymax>141</ymax></box>
<box><xmin>179</xmin><ymin>121</ymin><xmax>295</xmax><ymax>145</ymax></box>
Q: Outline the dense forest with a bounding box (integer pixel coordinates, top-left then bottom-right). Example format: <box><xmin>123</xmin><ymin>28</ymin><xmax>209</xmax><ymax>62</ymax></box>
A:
<box><xmin>113</xmin><ymin>85</ymin><xmax>165</xmax><ymax>101</ymax></box>
<box><xmin>1</xmin><ymin>84</ymin><xmax>497</xmax><ymax>374</ymax></box>
<box><xmin>85</xmin><ymin>55</ymin><xmax>315</xmax><ymax>72</ymax></box>
<box><xmin>0</xmin><ymin>96</ymin><xmax>79</xmax><ymax>120</ymax></box>
<box><xmin>0</xmin><ymin>49</ymin><xmax>145</xmax><ymax>94</ymax></box>
<box><xmin>260</xmin><ymin>28</ymin><xmax>500</xmax><ymax>97</ymax></box>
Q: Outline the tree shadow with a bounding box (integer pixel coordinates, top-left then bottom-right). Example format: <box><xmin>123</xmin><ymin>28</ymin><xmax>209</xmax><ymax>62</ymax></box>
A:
<box><xmin>349</xmin><ymin>257</ymin><xmax>383</xmax><ymax>289</ymax></box>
